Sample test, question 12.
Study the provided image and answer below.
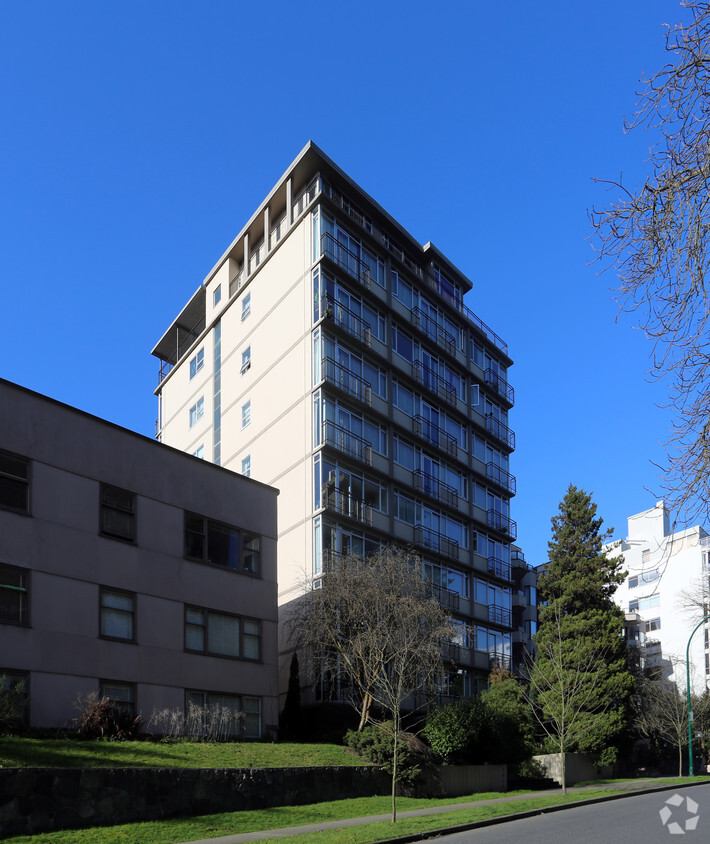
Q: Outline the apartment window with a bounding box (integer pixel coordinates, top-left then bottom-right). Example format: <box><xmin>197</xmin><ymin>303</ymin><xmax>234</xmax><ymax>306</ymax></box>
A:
<box><xmin>189</xmin><ymin>348</ymin><xmax>205</xmax><ymax>380</ymax></box>
<box><xmin>242</xmin><ymin>455</ymin><xmax>251</xmax><ymax>478</ymax></box>
<box><xmin>100</xmin><ymin>589</ymin><xmax>135</xmax><ymax>641</ymax></box>
<box><xmin>213</xmin><ymin>285</ymin><xmax>222</xmax><ymax>306</ymax></box>
<box><xmin>100</xmin><ymin>681</ymin><xmax>136</xmax><ymax>717</ymax></box>
<box><xmin>193</xmin><ymin>445</ymin><xmax>205</xmax><ymax>459</ymax></box>
<box><xmin>241</xmin><ymin>347</ymin><xmax>251</xmax><ymax>374</ymax></box>
<box><xmin>185</xmin><ymin>690</ymin><xmax>261</xmax><ymax>738</ymax></box>
<box><xmin>0</xmin><ymin>563</ymin><xmax>28</xmax><ymax>625</ymax></box>
<box><xmin>185</xmin><ymin>513</ymin><xmax>260</xmax><ymax>575</ymax></box>
<box><xmin>471</xmin><ymin>384</ymin><xmax>480</xmax><ymax>407</ymax></box>
<box><xmin>242</xmin><ymin>400</ymin><xmax>251</xmax><ymax>429</ymax></box>
<box><xmin>100</xmin><ymin>485</ymin><xmax>135</xmax><ymax>542</ymax></box>
<box><xmin>645</xmin><ymin>618</ymin><xmax>661</xmax><ymax>633</ymax></box>
<box><xmin>628</xmin><ymin>576</ymin><xmax>638</xmax><ymax>589</ymax></box>
<box><xmin>241</xmin><ymin>292</ymin><xmax>251</xmax><ymax>321</ymax></box>
<box><xmin>189</xmin><ymin>397</ymin><xmax>205</xmax><ymax>427</ymax></box>
<box><xmin>185</xmin><ymin>606</ymin><xmax>260</xmax><ymax>660</ymax></box>
<box><xmin>0</xmin><ymin>449</ymin><xmax>29</xmax><ymax>514</ymax></box>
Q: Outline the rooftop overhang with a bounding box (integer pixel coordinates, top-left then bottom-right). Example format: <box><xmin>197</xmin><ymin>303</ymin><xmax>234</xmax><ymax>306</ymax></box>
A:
<box><xmin>151</xmin><ymin>286</ymin><xmax>206</xmax><ymax>364</ymax></box>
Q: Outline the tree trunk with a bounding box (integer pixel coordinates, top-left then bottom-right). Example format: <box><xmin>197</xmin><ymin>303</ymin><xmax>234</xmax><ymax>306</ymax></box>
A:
<box><xmin>679</xmin><ymin>741</ymin><xmax>683</xmax><ymax>777</ymax></box>
<box><xmin>560</xmin><ymin>749</ymin><xmax>566</xmax><ymax>795</ymax></box>
<box><xmin>358</xmin><ymin>692</ymin><xmax>372</xmax><ymax>732</ymax></box>
<box><xmin>391</xmin><ymin>714</ymin><xmax>399</xmax><ymax>823</ymax></box>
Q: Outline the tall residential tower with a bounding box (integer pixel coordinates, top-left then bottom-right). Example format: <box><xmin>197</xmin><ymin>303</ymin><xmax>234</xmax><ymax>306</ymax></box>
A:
<box><xmin>153</xmin><ymin>142</ymin><xmax>518</xmax><ymax>699</ymax></box>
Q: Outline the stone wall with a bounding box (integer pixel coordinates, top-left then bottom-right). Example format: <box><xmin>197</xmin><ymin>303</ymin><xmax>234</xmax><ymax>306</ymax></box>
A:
<box><xmin>0</xmin><ymin>766</ymin><xmax>390</xmax><ymax>837</ymax></box>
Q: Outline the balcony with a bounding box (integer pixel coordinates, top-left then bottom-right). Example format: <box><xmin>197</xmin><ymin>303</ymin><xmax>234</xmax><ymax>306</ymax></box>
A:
<box><xmin>487</xmin><ymin>509</ymin><xmax>518</xmax><ymax>540</ymax></box>
<box><xmin>322</xmin><ymin>419</ymin><xmax>372</xmax><ymax>466</ymax></box>
<box><xmin>484</xmin><ymin>368</ymin><xmax>514</xmax><ymax>406</ymax></box>
<box><xmin>414</xmin><ymin>525</ymin><xmax>459</xmax><ymax>561</ymax></box>
<box><xmin>442</xmin><ymin>642</ymin><xmax>461</xmax><ymax>663</ymax></box>
<box><xmin>427</xmin><ymin>584</ymin><xmax>461</xmax><ymax>612</ymax></box>
<box><xmin>412</xmin><ymin>361</ymin><xmax>457</xmax><ymax>407</ymax></box>
<box><xmin>320</xmin><ymin>294</ymin><xmax>371</xmax><ymax>347</ymax></box>
<box><xmin>322</xmin><ymin>357</ymin><xmax>372</xmax><ymax>406</ymax></box>
<box><xmin>323</xmin><ymin>488</ymin><xmax>373</xmax><ymax>526</ymax></box>
<box><xmin>488</xmin><ymin>605</ymin><xmax>512</xmax><ymax>627</ymax></box>
<box><xmin>414</xmin><ymin>470</ymin><xmax>458</xmax><ymax>509</ymax></box>
<box><xmin>411</xmin><ymin>307</ymin><xmax>456</xmax><ymax>358</ymax></box>
<box><xmin>488</xmin><ymin>556</ymin><xmax>512</xmax><ymax>581</ymax></box>
<box><xmin>486</xmin><ymin>463</ymin><xmax>516</xmax><ymax>496</ymax></box>
<box><xmin>489</xmin><ymin>653</ymin><xmax>513</xmax><ymax>672</ymax></box>
<box><xmin>485</xmin><ymin>414</ymin><xmax>516</xmax><ymax>451</ymax></box>
<box><xmin>320</xmin><ymin>232</ymin><xmax>372</xmax><ymax>290</ymax></box>
<box><xmin>412</xmin><ymin>415</ymin><xmax>458</xmax><ymax>458</ymax></box>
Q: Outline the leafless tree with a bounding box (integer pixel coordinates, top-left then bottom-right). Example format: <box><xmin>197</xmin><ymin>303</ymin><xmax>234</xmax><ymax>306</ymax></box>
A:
<box><xmin>634</xmin><ymin>669</ymin><xmax>689</xmax><ymax>776</ymax></box>
<box><xmin>286</xmin><ymin>546</ymin><xmax>455</xmax><ymax>822</ymax></box>
<box><xmin>591</xmin><ymin>2</ymin><xmax>710</xmax><ymax>523</ymax></box>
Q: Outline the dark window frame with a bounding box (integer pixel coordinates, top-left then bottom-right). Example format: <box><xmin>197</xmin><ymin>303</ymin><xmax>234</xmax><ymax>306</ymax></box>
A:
<box><xmin>0</xmin><ymin>563</ymin><xmax>29</xmax><ymax>626</ymax></box>
<box><xmin>100</xmin><ymin>679</ymin><xmax>136</xmax><ymax>718</ymax></box>
<box><xmin>184</xmin><ymin>688</ymin><xmax>261</xmax><ymax>739</ymax></box>
<box><xmin>184</xmin><ymin>512</ymin><xmax>261</xmax><ymax>576</ymax></box>
<box><xmin>0</xmin><ymin>449</ymin><xmax>30</xmax><ymax>515</ymax></box>
<box><xmin>99</xmin><ymin>587</ymin><xmax>136</xmax><ymax>643</ymax></box>
<box><xmin>184</xmin><ymin>605</ymin><xmax>261</xmax><ymax>661</ymax></box>
<box><xmin>99</xmin><ymin>484</ymin><xmax>136</xmax><ymax>543</ymax></box>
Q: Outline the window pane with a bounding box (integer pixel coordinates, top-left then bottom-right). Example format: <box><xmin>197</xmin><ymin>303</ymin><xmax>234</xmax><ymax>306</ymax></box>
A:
<box><xmin>207</xmin><ymin>522</ymin><xmax>240</xmax><ymax>568</ymax></box>
<box><xmin>243</xmin><ymin>536</ymin><xmax>260</xmax><ymax>574</ymax></box>
<box><xmin>243</xmin><ymin>620</ymin><xmax>260</xmax><ymax>659</ymax></box>
<box><xmin>208</xmin><ymin>613</ymin><xmax>240</xmax><ymax>656</ymax></box>
<box><xmin>243</xmin><ymin>697</ymin><xmax>261</xmax><ymax>738</ymax></box>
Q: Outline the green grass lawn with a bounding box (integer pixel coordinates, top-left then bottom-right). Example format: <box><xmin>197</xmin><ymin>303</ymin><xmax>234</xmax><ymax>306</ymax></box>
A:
<box><xmin>9</xmin><ymin>785</ymin><xmax>701</xmax><ymax>844</ymax></box>
<box><xmin>0</xmin><ymin>737</ymin><xmax>365</xmax><ymax>769</ymax></box>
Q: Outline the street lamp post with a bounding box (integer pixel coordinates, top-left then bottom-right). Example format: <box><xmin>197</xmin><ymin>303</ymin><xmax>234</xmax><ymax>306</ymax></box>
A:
<box><xmin>686</xmin><ymin>613</ymin><xmax>710</xmax><ymax>777</ymax></box>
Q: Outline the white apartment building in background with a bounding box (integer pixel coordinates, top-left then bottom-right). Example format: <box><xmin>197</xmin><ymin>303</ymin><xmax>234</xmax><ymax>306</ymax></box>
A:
<box><xmin>152</xmin><ymin>141</ymin><xmax>521</xmax><ymax>702</ymax></box>
<box><xmin>606</xmin><ymin>501</ymin><xmax>710</xmax><ymax>694</ymax></box>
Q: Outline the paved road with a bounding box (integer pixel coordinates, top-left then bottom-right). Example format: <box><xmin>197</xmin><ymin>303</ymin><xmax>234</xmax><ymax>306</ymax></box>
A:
<box><xmin>432</xmin><ymin>783</ymin><xmax>710</xmax><ymax>843</ymax></box>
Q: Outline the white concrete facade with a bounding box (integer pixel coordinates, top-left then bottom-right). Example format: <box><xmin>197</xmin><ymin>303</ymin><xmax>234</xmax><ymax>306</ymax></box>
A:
<box><xmin>606</xmin><ymin>501</ymin><xmax>710</xmax><ymax>694</ymax></box>
<box><xmin>0</xmin><ymin>378</ymin><xmax>279</xmax><ymax>734</ymax></box>
<box><xmin>153</xmin><ymin>142</ymin><xmax>520</xmax><ymax>700</ymax></box>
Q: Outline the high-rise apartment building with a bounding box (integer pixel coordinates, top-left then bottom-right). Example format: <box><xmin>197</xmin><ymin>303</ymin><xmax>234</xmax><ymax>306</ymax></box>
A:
<box><xmin>152</xmin><ymin>142</ymin><xmax>518</xmax><ymax>698</ymax></box>
<box><xmin>606</xmin><ymin>501</ymin><xmax>710</xmax><ymax>694</ymax></box>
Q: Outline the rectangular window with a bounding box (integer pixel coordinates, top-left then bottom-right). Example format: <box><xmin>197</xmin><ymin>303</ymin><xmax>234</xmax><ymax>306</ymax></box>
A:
<box><xmin>628</xmin><ymin>576</ymin><xmax>638</xmax><ymax>589</ymax></box>
<box><xmin>100</xmin><ymin>588</ymin><xmax>135</xmax><ymax>641</ymax></box>
<box><xmin>645</xmin><ymin>618</ymin><xmax>661</xmax><ymax>632</ymax></box>
<box><xmin>241</xmin><ymin>347</ymin><xmax>251</xmax><ymax>374</ymax></box>
<box><xmin>0</xmin><ymin>563</ymin><xmax>28</xmax><ymax>625</ymax></box>
<box><xmin>0</xmin><ymin>449</ymin><xmax>29</xmax><ymax>514</ymax></box>
<box><xmin>185</xmin><ymin>513</ymin><xmax>260</xmax><ymax>575</ymax></box>
<box><xmin>242</xmin><ymin>455</ymin><xmax>251</xmax><ymax>477</ymax></box>
<box><xmin>100</xmin><ymin>681</ymin><xmax>135</xmax><ymax>717</ymax></box>
<box><xmin>192</xmin><ymin>445</ymin><xmax>205</xmax><ymax>459</ymax></box>
<box><xmin>100</xmin><ymin>485</ymin><xmax>135</xmax><ymax>542</ymax></box>
<box><xmin>185</xmin><ymin>690</ymin><xmax>261</xmax><ymax>739</ymax></box>
<box><xmin>638</xmin><ymin>594</ymin><xmax>661</xmax><ymax>611</ymax></box>
<box><xmin>189</xmin><ymin>348</ymin><xmax>205</xmax><ymax>380</ymax></box>
<box><xmin>471</xmin><ymin>384</ymin><xmax>480</xmax><ymax>407</ymax></box>
<box><xmin>189</xmin><ymin>397</ymin><xmax>205</xmax><ymax>427</ymax></box>
<box><xmin>242</xmin><ymin>400</ymin><xmax>251</xmax><ymax>428</ymax></box>
<box><xmin>213</xmin><ymin>285</ymin><xmax>222</xmax><ymax>306</ymax></box>
<box><xmin>241</xmin><ymin>292</ymin><xmax>251</xmax><ymax>321</ymax></box>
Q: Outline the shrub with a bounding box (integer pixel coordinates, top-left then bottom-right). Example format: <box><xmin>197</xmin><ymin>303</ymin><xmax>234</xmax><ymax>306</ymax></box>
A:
<box><xmin>345</xmin><ymin>722</ymin><xmax>424</xmax><ymax>785</ymax></box>
<box><xmin>148</xmin><ymin>703</ymin><xmax>245</xmax><ymax>741</ymax></box>
<box><xmin>0</xmin><ymin>676</ymin><xmax>28</xmax><ymax>734</ymax></box>
<box><xmin>75</xmin><ymin>692</ymin><xmax>143</xmax><ymax>740</ymax></box>
<box><xmin>422</xmin><ymin>699</ymin><xmax>487</xmax><ymax>764</ymax></box>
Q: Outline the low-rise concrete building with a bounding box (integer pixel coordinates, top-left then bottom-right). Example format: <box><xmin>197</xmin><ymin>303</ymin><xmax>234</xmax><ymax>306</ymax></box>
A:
<box><xmin>0</xmin><ymin>378</ymin><xmax>279</xmax><ymax>735</ymax></box>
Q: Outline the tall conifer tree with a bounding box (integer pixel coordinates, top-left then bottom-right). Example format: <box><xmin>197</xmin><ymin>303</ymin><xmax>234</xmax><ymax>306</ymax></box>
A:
<box><xmin>530</xmin><ymin>486</ymin><xmax>633</xmax><ymax>788</ymax></box>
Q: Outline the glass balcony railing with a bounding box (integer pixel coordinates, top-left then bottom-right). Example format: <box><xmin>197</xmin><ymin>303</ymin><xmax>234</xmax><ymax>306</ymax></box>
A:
<box><xmin>322</xmin><ymin>419</ymin><xmax>372</xmax><ymax>466</ymax></box>
<box><xmin>322</xmin><ymin>357</ymin><xmax>372</xmax><ymax>406</ymax></box>
<box><xmin>486</xmin><ymin>463</ymin><xmax>516</xmax><ymax>495</ymax></box>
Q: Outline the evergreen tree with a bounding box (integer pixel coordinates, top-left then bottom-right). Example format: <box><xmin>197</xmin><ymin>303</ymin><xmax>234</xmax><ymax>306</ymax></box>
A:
<box><xmin>529</xmin><ymin>486</ymin><xmax>634</xmax><ymax>789</ymax></box>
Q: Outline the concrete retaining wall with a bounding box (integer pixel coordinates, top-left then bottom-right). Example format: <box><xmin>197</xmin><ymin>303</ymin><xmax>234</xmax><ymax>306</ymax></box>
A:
<box><xmin>533</xmin><ymin>753</ymin><xmax>613</xmax><ymax>786</ymax></box>
<box><xmin>0</xmin><ymin>766</ymin><xmax>390</xmax><ymax>837</ymax></box>
<box><xmin>418</xmin><ymin>764</ymin><xmax>507</xmax><ymax>797</ymax></box>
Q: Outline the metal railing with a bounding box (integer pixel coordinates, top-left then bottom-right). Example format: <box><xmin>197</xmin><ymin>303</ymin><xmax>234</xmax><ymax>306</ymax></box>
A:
<box><xmin>322</xmin><ymin>357</ymin><xmax>372</xmax><ymax>406</ymax></box>
<box><xmin>320</xmin><ymin>232</ymin><xmax>372</xmax><ymax>290</ymax></box>
<box><xmin>486</xmin><ymin>463</ymin><xmax>516</xmax><ymax>495</ymax></box>
<box><xmin>413</xmin><ymin>470</ymin><xmax>458</xmax><ymax>509</ymax></box>
<box><xmin>412</xmin><ymin>361</ymin><xmax>457</xmax><ymax>406</ymax></box>
<box><xmin>488</xmin><ymin>605</ymin><xmax>512</xmax><ymax>627</ymax></box>
<box><xmin>485</xmin><ymin>414</ymin><xmax>516</xmax><ymax>450</ymax></box>
<box><xmin>489</xmin><ymin>653</ymin><xmax>513</xmax><ymax>672</ymax></box>
<box><xmin>428</xmin><ymin>585</ymin><xmax>461</xmax><ymax>612</ymax></box>
<box><xmin>411</xmin><ymin>307</ymin><xmax>456</xmax><ymax>357</ymax></box>
<box><xmin>320</xmin><ymin>294</ymin><xmax>371</xmax><ymax>346</ymax></box>
<box><xmin>412</xmin><ymin>415</ymin><xmax>458</xmax><ymax>457</ymax></box>
<box><xmin>323</xmin><ymin>488</ymin><xmax>373</xmax><ymax>526</ymax></box>
<box><xmin>414</xmin><ymin>525</ymin><xmax>459</xmax><ymax>560</ymax></box>
<box><xmin>484</xmin><ymin>368</ymin><xmax>515</xmax><ymax>406</ymax></box>
<box><xmin>488</xmin><ymin>556</ymin><xmax>512</xmax><ymax>581</ymax></box>
<box><xmin>322</xmin><ymin>419</ymin><xmax>372</xmax><ymax>465</ymax></box>
<box><xmin>487</xmin><ymin>509</ymin><xmax>518</xmax><ymax>540</ymax></box>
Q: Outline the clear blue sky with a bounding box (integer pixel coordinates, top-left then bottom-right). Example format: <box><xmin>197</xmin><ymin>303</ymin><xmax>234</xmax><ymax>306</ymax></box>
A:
<box><xmin>1</xmin><ymin>0</ymin><xmax>687</xmax><ymax>565</ymax></box>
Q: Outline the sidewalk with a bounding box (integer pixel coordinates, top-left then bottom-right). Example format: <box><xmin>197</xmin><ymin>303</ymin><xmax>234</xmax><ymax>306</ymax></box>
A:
<box><xmin>178</xmin><ymin>779</ymin><xmax>709</xmax><ymax>844</ymax></box>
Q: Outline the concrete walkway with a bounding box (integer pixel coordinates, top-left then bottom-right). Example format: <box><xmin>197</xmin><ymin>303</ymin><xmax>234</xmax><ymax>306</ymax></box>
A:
<box><xmin>178</xmin><ymin>779</ymin><xmax>709</xmax><ymax>843</ymax></box>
